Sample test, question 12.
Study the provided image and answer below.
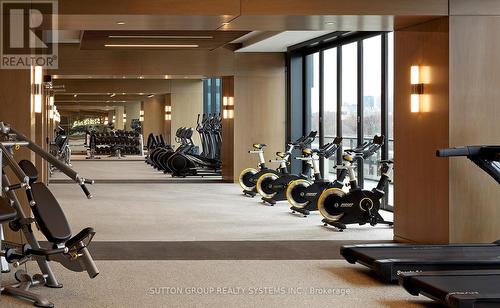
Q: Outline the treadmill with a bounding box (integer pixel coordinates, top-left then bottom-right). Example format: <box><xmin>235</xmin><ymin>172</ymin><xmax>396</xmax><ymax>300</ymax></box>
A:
<box><xmin>340</xmin><ymin>145</ymin><xmax>500</xmax><ymax>283</ymax></box>
<box><xmin>399</xmin><ymin>270</ymin><xmax>500</xmax><ymax>308</ymax></box>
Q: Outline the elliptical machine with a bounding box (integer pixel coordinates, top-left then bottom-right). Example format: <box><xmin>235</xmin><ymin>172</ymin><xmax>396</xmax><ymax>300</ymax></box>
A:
<box><xmin>285</xmin><ymin>137</ymin><xmax>344</xmax><ymax>217</ymax></box>
<box><xmin>238</xmin><ymin>132</ymin><xmax>316</xmax><ymax>197</ymax></box>
<box><xmin>317</xmin><ymin>137</ymin><xmax>393</xmax><ymax>231</ymax></box>
<box><xmin>256</xmin><ymin>131</ymin><xmax>317</xmax><ymax>205</ymax></box>
<box><xmin>49</xmin><ymin>126</ymin><xmax>71</xmax><ymax>171</ymax></box>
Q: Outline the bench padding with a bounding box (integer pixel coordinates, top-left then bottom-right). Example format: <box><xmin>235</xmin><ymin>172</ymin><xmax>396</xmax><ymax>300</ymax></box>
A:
<box><xmin>31</xmin><ymin>182</ymin><xmax>72</xmax><ymax>244</ymax></box>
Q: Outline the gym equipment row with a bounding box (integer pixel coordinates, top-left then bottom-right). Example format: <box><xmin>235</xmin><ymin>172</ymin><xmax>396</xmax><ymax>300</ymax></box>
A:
<box><xmin>340</xmin><ymin>145</ymin><xmax>500</xmax><ymax>307</ymax></box>
<box><xmin>146</xmin><ymin>113</ymin><xmax>222</xmax><ymax>177</ymax></box>
<box><xmin>0</xmin><ymin>122</ymin><xmax>98</xmax><ymax>307</ymax></box>
<box><xmin>239</xmin><ymin>133</ymin><xmax>393</xmax><ymax>231</ymax></box>
<box><xmin>86</xmin><ymin>130</ymin><xmax>143</xmax><ymax>159</ymax></box>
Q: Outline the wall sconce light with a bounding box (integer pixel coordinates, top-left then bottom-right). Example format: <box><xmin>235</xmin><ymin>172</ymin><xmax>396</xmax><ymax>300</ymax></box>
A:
<box><xmin>33</xmin><ymin>66</ymin><xmax>43</xmax><ymax>113</ymax></box>
<box><xmin>123</xmin><ymin>113</ymin><xmax>127</xmax><ymax>123</ymax></box>
<box><xmin>165</xmin><ymin>105</ymin><xmax>171</xmax><ymax>121</ymax></box>
<box><xmin>104</xmin><ymin>116</ymin><xmax>109</xmax><ymax>125</ymax></box>
<box><xmin>53</xmin><ymin>106</ymin><xmax>60</xmax><ymax>123</ymax></box>
<box><xmin>139</xmin><ymin>110</ymin><xmax>144</xmax><ymax>122</ymax></box>
<box><xmin>48</xmin><ymin>95</ymin><xmax>54</xmax><ymax>119</ymax></box>
<box><xmin>410</xmin><ymin>65</ymin><xmax>424</xmax><ymax>113</ymax></box>
<box><xmin>223</xmin><ymin>96</ymin><xmax>234</xmax><ymax>119</ymax></box>
<box><xmin>112</xmin><ymin>115</ymin><xmax>116</xmax><ymax>123</ymax></box>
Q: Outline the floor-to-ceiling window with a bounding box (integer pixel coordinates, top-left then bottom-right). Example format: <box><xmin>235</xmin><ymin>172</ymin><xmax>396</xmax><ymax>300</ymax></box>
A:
<box><xmin>203</xmin><ymin>78</ymin><xmax>222</xmax><ymax>115</ymax></box>
<box><xmin>305</xmin><ymin>52</ymin><xmax>320</xmax><ymax>150</ymax></box>
<box><xmin>288</xmin><ymin>32</ymin><xmax>394</xmax><ymax>210</ymax></box>
<box><xmin>323</xmin><ymin>48</ymin><xmax>337</xmax><ymax>179</ymax></box>
<box><xmin>341</xmin><ymin>42</ymin><xmax>358</xmax><ymax>159</ymax></box>
<box><xmin>362</xmin><ymin>35</ymin><xmax>382</xmax><ymax>190</ymax></box>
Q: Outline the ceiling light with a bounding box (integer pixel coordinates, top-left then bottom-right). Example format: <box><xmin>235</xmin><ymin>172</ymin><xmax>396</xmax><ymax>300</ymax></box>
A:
<box><xmin>139</xmin><ymin>93</ymin><xmax>144</xmax><ymax>95</ymax></box>
<box><xmin>221</xmin><ymin>22</ymin><xmax>229</xmax><ymax>26</ymax></box>
<box><xmin>325</xmin><ymin>22</ymin><xmax>335</xmax><ymax>25</ymax></box>
<box><xmin>110</xmin><ymin>93</ymin><xmax>116</xmax><ymax>97</ymax></box>
<box><xmin>104</xmin><ymin>44</ymin><xmax>199</xmax><ymax>48</ymax></box>
<box><xmin>122</xmin><ymin>76</ymin><xmax>126</xmax><ymax>79</ymax></box>
<box><xmin>73</xmin><ymin>94</ymin><xmax>77</xmax><ymax>98</ymax></box>
<box><xmin>138</xmin><ymin>76</ymin><xmax>144</xmax><ymax>79</ymax></box>
<box><xmin>108</xmin><ymin>35</ymin><xmax>213</xmax><ymax>39</ymax></box>
<box><xmin>164</xmin><ymin>75</ymin><xmax>170</xmax><ymax>79</ymax></box>
<box><xmin>117</xmin><ymin>21</ymin><xmax>125</xmax><ymax>25</ymax></box>
<box><xmin>147</xmin><ymin>94</ymin><xmax>154</xmax><ymax>98</ymax></box>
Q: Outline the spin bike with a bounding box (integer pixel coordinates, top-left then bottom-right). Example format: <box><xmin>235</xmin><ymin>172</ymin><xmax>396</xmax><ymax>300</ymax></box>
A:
<box><xmin>285</xmin><ymin>137</ymin><xmax>344</xmax><ymax>217</ymax></box>
<box><xmin>238</xmin><ymin>132</ymin><xmax>316</xmax><ymax>197</ymax></box>
<box><xmin>256</xmin><ymin>131</ymin><xmax>317</xmax><ymax>205</ymax></box>
<box><xmin>318</xmin><ymin>139</ymin><xmax>393</xmax><ymax>231</ymax></box>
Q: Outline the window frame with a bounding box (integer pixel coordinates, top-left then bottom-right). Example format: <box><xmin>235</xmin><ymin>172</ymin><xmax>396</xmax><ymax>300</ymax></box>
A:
<box><xmin>286</xmin><ymin>31</ymin><xmax>393</xmax><ymax>211</ymax></box>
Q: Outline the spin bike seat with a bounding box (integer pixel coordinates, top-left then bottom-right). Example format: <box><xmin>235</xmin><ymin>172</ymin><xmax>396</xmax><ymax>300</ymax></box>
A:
<box><xmin>379</xmin><ymin>160</ymin><xmax>394</xmax><ymax>164</ymax></box>
<box><xmin>253</xmin><ymin>143</ymin><xmax>267</xmax><ymax>150</ymax></box>
<box><xmin>276</xmin><ymin>152</ymin><xmax>287</xmax><ymax>158</ymax></box>
<box><xmin>0</xmin><ymin>197</ymin><xmax>16</xmax><ymax>224</ymax></box>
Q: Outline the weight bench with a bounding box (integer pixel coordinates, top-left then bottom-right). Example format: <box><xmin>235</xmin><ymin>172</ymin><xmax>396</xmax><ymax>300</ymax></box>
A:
<box><xmin>0</xmin><ymin>160</ymin><xmax>98</xmax><ymax>307</ymax></box>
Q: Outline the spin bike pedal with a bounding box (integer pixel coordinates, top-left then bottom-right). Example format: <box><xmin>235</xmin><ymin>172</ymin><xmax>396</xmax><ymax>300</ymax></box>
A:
<box><xmin>243</xmin><ymin>190</ymin><xmax>256</xmax><ymax>197</ymax></box>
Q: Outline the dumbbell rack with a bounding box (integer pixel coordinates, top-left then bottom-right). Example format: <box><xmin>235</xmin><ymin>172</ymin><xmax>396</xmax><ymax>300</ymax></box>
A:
<box><xmin>88</xmin><ymin>131</ymin><xmax>142</xmax><ymax>158</ymax></box>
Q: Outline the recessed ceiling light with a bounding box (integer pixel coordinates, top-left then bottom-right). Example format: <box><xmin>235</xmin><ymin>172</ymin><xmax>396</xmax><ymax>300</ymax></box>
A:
<box><xmin>122</xmin><ymin>93</ymin><xmax>126</xmax><ymax>95</ymax></box>
<box><xmin>325</xmin><ymin>22</ymin><xmax>335</xmax><ymax>25</ymax></box>
<box><xmin>116</xmin><ymin>21</ymin><xmax>125</xmax><ymax>25</ymax></box>
<box><xmin>73</xmin><ymin>94</ymin><xmax>77</xmax><ymax>98</ymax></box>
<box><xmin>104</xmin><ymin>44</ymin><xmax>199</xmax><ymax>48</ymax></box>
<box><xmin>139</xmin><ymin>93</ymin><xmax>144</xmax><ymax>95</ymax></box>
<box><xmin>108</xmin><ymin>35</ymin><xmax>213</xmax><ymax>39</ymax></box>
<box><xmin>138</xmin><ymin>76</ymin><xmax>144</xmax><ymax>79</ymax></box>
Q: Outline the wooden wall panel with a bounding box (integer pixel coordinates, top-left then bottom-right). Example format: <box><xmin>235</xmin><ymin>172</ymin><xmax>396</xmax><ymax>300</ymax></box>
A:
<box><xmin>54</xmin><ymin>79</ymin><xmax>172</xmax><ymax>95</ymax></box>
<box><xmin>170</xmin><ymin>80</ymin><xmax>203</xmax><ymax>147</ymax></box>
<box><xmin>59</xmin><ymin>0</ymin><xmax>240</xmax><ymax>15</ymax></box>
<box><xmin>0</xmin><ymin>69</ymin><xmax>34</xmax><ymax>241</ymax></box>
<box><xmin>54</xmin><ymin>45</ymin><xmax>235</xmax><ymax>77</ymax></box>
<box><xmin>143</xmin><ymin>95</ymin><xmax>165</xmax><ymax>140</ymax></box>
<box><xmin>241</xmin><ymin>0</ymin><xmax>448</xmax><ymax>15</ymax></box>
<box><xmin>221</xmin><ymin>76</ymin><xmax>234</xmax><ymax>182</ymax></box>
<box><xmin>450</xmin><ymin>0</ymin><xmax>500</xmax><ymax>16</ymax></box>
<box><xmin>233</xmin><ymin>53</ymin><xmax>286</xmax><ymax>182</ymax></box>
<box><xmin>449</xmin><ymin>16</ymin><xmax>500</xmax><ymax>243</ymax></box>
<box><xmin>394</xmin><ymin>18</ymin><xmax>450</xmax><ymax>243</ymax></box>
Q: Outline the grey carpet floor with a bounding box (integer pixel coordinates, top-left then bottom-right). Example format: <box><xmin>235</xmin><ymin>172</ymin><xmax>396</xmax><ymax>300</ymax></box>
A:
<box><xmin>45</xmin><ymin>182</ymin><xmax>393</xmax><ymax>242</ymax></box>
<box><xmin>0</xmin><ymin>260</ymin><xmax>436</xmax><ymax>308</ymax></box>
